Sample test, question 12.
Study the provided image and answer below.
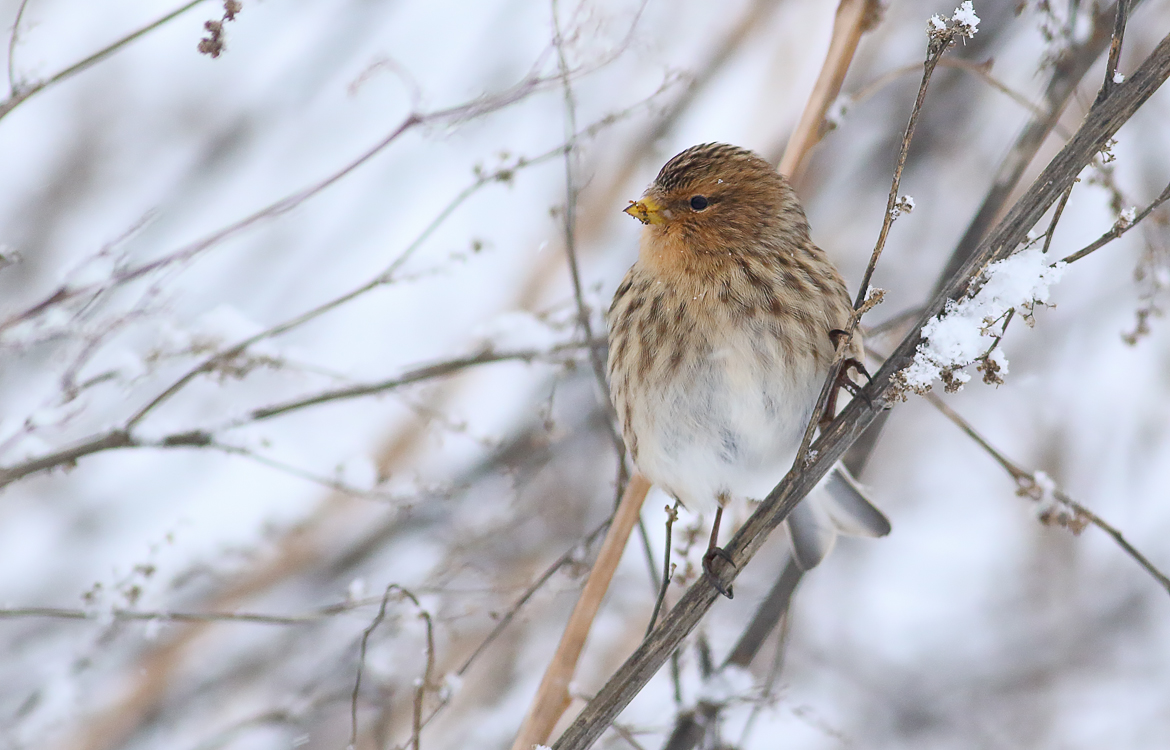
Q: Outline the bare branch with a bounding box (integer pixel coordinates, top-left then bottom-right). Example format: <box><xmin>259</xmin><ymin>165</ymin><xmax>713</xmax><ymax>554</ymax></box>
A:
<box><xmin>0</xmin><ymin>341</ymin><xmax>593</xmax><ymax>489</ymax></box>
<box><xmin>241</xmin><ymin>343</ymin><xmax>594</xmax><ymax>425</ymax></box>
<box><xmin>645</xmin><ymin>502</ymin><xmax>678</xmax><ymax>637</ymax></box>
<box><xmin>455</xmin><ymin>519</ymin><xmax>612</xmax><ymax>677</ymax></box>
<box><xmin>796</xmin><ymin>23</ymin><xmax>955</xmax><ymax>462</ymax></box>
<box><xmin>925</xmin><ymin>392</ymin><xmax>1170</xmax><ymax>598</ymax></box>
<box><xmin>511</xmin><ymin>473</ymin><xmax>651</xmax><ymax>750</ymax></box>
<box><xmin>848</xmin><ymin>57</ymin><xmax>1059</xmax><ymax>128</ymax></box>
<box><xmin>0</xmin><ymin>60</ymin><xmax>594</xmax><ymax>339</ymax></box>
<box><xmin>5</xmin><ymin>0</ymin><xmax>32</xmax><ymax>95</ymax></box>
<box><xmin>0</xmin><ymin>597</ymin><xmax>397</xmax><ymax>626</ymax></box>
<box><xmin>1097</xmin><ymin>0</ymin><xmax>1131</xmax><ymax>103</ymax></box>
<box><xmin>0</xmin><ymin>0</ymin><xmax>209</xmax><ymax>121</ymax></box>
<box><xmin>1061</xmin><ymin>178</ymin><xmax>1170</xmax><ymax>264</ymax></box>
<box><xmin>350</xmin><ymin>585</ymin><xmax>434</xmax><ymax>750</ymax></box>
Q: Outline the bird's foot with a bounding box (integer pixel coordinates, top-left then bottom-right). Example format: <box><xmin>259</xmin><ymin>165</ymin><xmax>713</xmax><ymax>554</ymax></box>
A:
<box><xmin>702</xmin><ymin>546</ymin><xmax>736</xmax><ymax>599</ymax></box>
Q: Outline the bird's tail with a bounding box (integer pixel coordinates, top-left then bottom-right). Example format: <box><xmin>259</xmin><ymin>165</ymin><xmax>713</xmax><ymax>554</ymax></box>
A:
<box><xmin>783</xmin><ymin>464</ymin><xmax>890</xmax><ymax>571</ymax></box>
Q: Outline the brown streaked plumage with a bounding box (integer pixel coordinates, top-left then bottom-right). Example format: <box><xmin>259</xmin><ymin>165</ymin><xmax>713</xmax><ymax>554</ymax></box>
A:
<box><xmin>607</xmin><ymin>143</ymin><xmax>888</xmax><ymax>593</ymax></box>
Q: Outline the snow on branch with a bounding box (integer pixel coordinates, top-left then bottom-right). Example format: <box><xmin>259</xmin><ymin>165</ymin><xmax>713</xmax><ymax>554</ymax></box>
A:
<box><xmin>928</xmin><ymin>2</ymin><xmax>981</xmax><ymax>43</ymax></box>
<box><xmin>894</xmin><ymin>246</ymin><xmax>1065</xmax><ymax>395</ymax></box>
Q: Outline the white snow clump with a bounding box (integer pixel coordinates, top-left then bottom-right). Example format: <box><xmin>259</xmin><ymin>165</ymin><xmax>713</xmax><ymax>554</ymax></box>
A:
<box><xmin>897</xmin><ymin>246</ymin><xmax>1065</xmax><ymax>394</ymax></box>
<box><xmin>929</xmin><ymin>2</ymin><xmax>980</xmax><ymax>40</ymax></box>
<box><xmin>951</xmin><ymin>2</ymin><xmax>981</xmax><ymax>37</ymax></box>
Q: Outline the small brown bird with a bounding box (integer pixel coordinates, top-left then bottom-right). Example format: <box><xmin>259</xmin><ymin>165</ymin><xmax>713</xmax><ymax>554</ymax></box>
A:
<box><xmin>607</xmin><ymin>143</ymin><xmax>889</xmax><ymax>596</ymax></box>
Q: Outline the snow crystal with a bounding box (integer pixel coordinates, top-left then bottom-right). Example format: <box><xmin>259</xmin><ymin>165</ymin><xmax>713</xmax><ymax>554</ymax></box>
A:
<box><xmin>951</xmin><ymin>2</ymin><xmax>980</xmax><ymax>37</ymax></box>
<box><xmin>930</xmin><ymin>2</ymin><xmax>979</xmax><ymax>40</ymax></box>
<box><xmin>1112</xmin><ymin>71</ymin><xmax>1125</xmax><ymax>84</ymax></box>
<box><xmin>897</xmin><ymin>247</ymin><xmax>1065</xmax><ymax>394</ymax></box>
<box><xmin>825</xmin><ymin>94</ymin><xmax>851</xmax><ymax>130</ymax></box>
<box><xmin>1117</xmin><ymin>207</ymin><xmax>1136</xmax><ymax>229</ymax></box>
<box><xmin>1032</xmin><ymin>470</ymin><xmax>1056</xmax><ymax>498</ymax></box>
<box><xmin>441</xmin><ymin>672</ymin><xmax>463</xmax><ymax>700</ymax></box>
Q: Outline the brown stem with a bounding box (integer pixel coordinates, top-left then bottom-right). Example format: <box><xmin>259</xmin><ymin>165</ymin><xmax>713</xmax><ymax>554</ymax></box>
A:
<box><xmin>510</xmin><ymin>473</ymin><xmax>651</xmax><ymax>750</ymax></box>
<box><xmin>777</xmin><ymin>0</ymin><xmax>881</xmax><ymax>180</ymax></box>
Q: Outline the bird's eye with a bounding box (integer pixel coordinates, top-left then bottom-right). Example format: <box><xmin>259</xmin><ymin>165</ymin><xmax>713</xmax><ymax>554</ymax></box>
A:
<box><xmin>689</xmin><ymin>195</ymin><xmax>709</xmax><ymax>211</ymax></box>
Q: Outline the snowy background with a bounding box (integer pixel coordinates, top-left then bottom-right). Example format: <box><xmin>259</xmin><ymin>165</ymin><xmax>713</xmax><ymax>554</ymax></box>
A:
<box><xmin>2</xmin><ymin>1</ymin><xmax>1169</xmax><ymax>748</ymax></box>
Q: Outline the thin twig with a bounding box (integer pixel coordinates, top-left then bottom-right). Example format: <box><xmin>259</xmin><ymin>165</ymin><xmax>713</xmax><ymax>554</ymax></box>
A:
<box><xmin>241</xmin><ymin>343</ymin><xmax>597</xmax><ymax>424</ymax></box>
<box><xmin>796</xmin><ymin>24</ymin><xmax>954</xmax><ymax>463</ymax></box>
<box><xmin>1097</xmin><ymin>0</ymin><xmax>1131</xmax><ymax>103</ymax></box>
<box><xmin>350</xmin><ymin>585</ymin><xmax>434</xmax><ymax>750</ymax></box>
<box><xmin>455</xmin><ymin>518</ymin><xmax>611</xmax><ymax>676</ymax></box>
<box><xmin>1042</xmin><ymin>186</ymin><xmax>1075</xmax><ymax>255</ymax></box>
<box><xmin>646</xmin><ymin>502</ymin><xmax>678</xmax><ymax>637</ymax></box>
<box><xmin>5</xmin><ymin>0</ymin><xmax>32</xmax><ymax>95</ymax></box>
<box><xmin>924</xmin><ymin>392</ymin><xmax>1170</xmax><ymax>597</ymax></box>
<box><xmin>0</xmin><ymin>341</ymin><xmax>593</xmax><ymax>488</ymax></box>
<box><xmin>0</xmin><ymin>60</ymin><xmax>585</xmax><ymax>338</ymax></box>
<box><xmin>553</xmin><ymin>0</ymin><xmax>605</xmax><ymax>395</ymax></box>
<box><xmin>1061</xmin><ymin>179</ymin><xmax>1170</xmax><ymax>264</ymax></box>
<box><xmin>849</xmin><ymin>58</ymin><xmax>1059</xmax><ymax>129</ymax></box>
<box><xmin>609</xmin><ymin>722</ymin><xmax>648</xmax><ymax>750</ymax></box>
<box><xmin>0</xmin><ymin>0</ymin><xmax>208</xmax><ymax>120</ymax></box>
<box><xmin>0</xmin><ymin>598</ymin><xmax>386</xmax><ymax>625</ymax></box>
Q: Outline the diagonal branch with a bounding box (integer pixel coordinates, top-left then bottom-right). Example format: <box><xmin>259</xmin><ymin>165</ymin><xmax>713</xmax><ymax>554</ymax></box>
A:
<box><xmin>1</xmin><ymin>0</ymin><xmax>208</xmax><ymax>121</ymax></box>
<box><xmin>1060</xmin><ymin>178</ymin><xmax>1170</xmax><ymax>264</ymax></box>
<box><xmin>777</xmin><ymin>0</ymin><xmax>881</xmax><ymax>179</ymax></box>
<box><xmin>925</xmin><ymin>392</ymin><xmax>1170</xmax><ymax>597</ymax></box>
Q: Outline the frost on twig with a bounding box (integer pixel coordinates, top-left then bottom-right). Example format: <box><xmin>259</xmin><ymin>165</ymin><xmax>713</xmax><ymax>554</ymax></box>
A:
<box><xmin>892</xmin><ymin>246</ymin><xmax>1066</xmax><ymax>397</ymax></box>
<box><xmin>928</xmin><ymin>2</ymin><xmax>981</xmax><ymax>45</ymax></box>
<box><xmin>891</xmin><ymin>195</ymin><xmax>915</xmax><ymax>219</ymax></box>
<box><xmin>1022</xmin><ymin>470</ymin><xmax>1090</xmax><ymax>535</ymax></box>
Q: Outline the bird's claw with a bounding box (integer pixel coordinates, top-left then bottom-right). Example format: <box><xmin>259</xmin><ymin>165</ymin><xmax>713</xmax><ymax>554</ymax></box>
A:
<box><xmin>702</xmin><ymin>546</ymin><xmax>736</xmax><ymax>599</ymax></box>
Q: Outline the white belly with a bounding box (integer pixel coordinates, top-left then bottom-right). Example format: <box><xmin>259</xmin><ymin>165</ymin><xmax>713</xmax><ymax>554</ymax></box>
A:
<box><xmin>628</xmin><ymin>329</ymin><xmax>822</xmax><ymax>516</ymax></box>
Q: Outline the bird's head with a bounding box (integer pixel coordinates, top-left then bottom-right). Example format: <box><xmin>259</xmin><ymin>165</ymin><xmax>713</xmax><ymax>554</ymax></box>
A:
<box><xmin>624</xmin><ymin>143</ymin><xmax>809</xmax><ymax>255</ymax></box>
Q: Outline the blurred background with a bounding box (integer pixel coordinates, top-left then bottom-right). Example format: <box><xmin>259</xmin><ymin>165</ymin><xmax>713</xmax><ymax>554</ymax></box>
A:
<box><xmin>1</xmin><ymin>1</ymin><xmax>1169</xmax><ymax>748</ymax></box>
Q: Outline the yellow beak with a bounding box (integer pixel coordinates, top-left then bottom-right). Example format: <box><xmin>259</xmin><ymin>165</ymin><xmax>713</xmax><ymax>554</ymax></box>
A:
<box><xmin>624</xmin><ymin>196</ymin><xmax>667</xmax><ymax>225</ymax></box>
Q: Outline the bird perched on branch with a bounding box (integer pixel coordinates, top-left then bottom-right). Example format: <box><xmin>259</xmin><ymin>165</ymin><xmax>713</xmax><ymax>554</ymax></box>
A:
<box><xmin>608</xmin><ymin>143</ymin><xmax>890</xmax><ymax>597</ymax></box>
